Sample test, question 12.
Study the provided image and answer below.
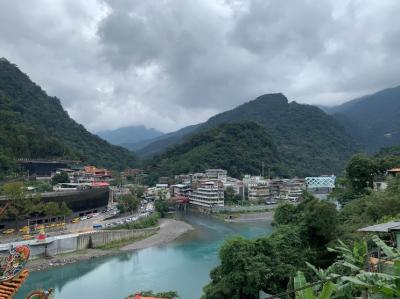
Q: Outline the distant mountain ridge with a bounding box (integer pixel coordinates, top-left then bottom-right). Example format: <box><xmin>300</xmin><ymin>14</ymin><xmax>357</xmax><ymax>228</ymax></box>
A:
<box><xmin>144</xmin><ymin>93</ymin><xmax>359</xmax><ymax>177</ymax></box>
<box><xmin>325</xmin><ymin>85</ymin><xmax>400</xmax><ymax>153</ymax></box>
<box><xmin>97</xmin><ymin>125</ymin><xmax>164</xmax><ymax>148</ymax></box>
<box><xmin>0</xmin><ymin>58</ymin><xmax>137</xmax><ymax>176</ymax></box>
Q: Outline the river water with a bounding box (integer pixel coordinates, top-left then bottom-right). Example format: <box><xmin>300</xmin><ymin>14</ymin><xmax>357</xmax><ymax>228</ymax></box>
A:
<box><xmin>16</xmin><ymin>213</ymin><xmax>273</xmax><ymax>299</ymax></box>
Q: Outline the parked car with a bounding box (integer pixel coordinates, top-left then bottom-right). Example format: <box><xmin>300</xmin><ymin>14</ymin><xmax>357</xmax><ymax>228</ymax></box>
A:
<box><xmin>93</xmin><ymin>224</ymin><xmax>103</xmax><ymax>229</ymax></box>
<box><xmin>71</xmin><ymin>218</ymin><xmax>80</xmax><ymax>223</ymax></box>
<box><xmin>22</xmin><ymin>234</ymin><xmax>34</xmax><ymax>240</ymax></box>
<box><xmin>80</xmin><ymin>216</ymin><xmax>88</xmax><ymax>221</ymax></box>
<box><xmin>2</xmin><ymin>229</ymin><xmax>14</xmax><ymax>234</ymax></box>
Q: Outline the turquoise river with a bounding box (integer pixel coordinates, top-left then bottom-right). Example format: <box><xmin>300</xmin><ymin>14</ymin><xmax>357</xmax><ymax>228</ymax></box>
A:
<box><xmin>16</xmin><ymin>213</ymin><xmax>273</xmax><ymax>299</ymax></box>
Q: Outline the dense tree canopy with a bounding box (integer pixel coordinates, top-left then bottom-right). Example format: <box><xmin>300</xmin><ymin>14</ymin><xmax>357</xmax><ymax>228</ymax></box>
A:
<box><xmin>0</xmin><ymin>58</ymin><xmax>137</xmax><ymax>179</ymax></box>
<box><xmin>145</xmin><ymin>122</ymin><xmax>283</xmax><ymax>182</ymax></box>
<box><xmin>142</xmin><ymin>93</ymin><xmax>359</xmax><ymax>179</ymax></box>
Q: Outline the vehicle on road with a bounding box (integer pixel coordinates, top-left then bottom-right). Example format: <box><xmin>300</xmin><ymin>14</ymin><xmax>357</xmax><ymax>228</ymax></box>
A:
<box><xmin>22</xmin><ymin>234</ymin><xmax>34</xmax><ymax>240</ymax></box>
<box><xmin>71</xmin><ymin>218</ymin><xmax>80</xmax><ymax>223</ymax></box>
<box><xmin>93</xmin><ymin>224</ymin><xmax>103</xmax><ymax>229</ymax></box>
<box><xmin>19</xmin><ymin>226</ymin><xmax>30</xmax><ymax>233</ymax></box>
<box><xmin>2</xmin><ymin>229</ymin><xmax>14</xmax><ymax>234</ymax></box>
<box><xmin>80</xmin><ymin>216</ymin><xmax>88</xmax><ymax>221</ymax></box>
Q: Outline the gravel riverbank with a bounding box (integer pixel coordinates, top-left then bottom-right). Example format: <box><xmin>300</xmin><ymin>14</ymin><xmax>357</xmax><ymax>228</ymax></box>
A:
<box><xmin>26</xmin><ymin>218</ymin><xmax>194</xmax><ymax>272</ymax></box>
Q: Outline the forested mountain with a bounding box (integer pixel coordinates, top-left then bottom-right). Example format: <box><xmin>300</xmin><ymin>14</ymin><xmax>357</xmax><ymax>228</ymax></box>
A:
<box><xmin>0</xmin><ymin>58</ymin><xmax>137</xmax><ymax>177</ymax></box>
<box><xmin>97</xmin><ymin>125</ymin><xmax>163</xmax><ymax>150</ymax></box>
<box><xmin>326</xmin><ymin>85</ymin><xmax>400</xmax><ymax>153</ymax></box>
<box><xmin>144</xmin><ymin>93</ymin><xmax>359</xmax><ymax>177</ymax></box>
<box><xmin>145</xmin><ymin>122</ymin><xmax>283</xmax><ymax>181</ymax></box>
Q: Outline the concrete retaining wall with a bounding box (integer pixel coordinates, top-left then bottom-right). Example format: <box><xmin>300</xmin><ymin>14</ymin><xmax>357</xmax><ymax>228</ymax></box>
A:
<box><xmin>29</xmin><ymin>227</ymin><xmax>159</xmax><ymax>258</ymax></box>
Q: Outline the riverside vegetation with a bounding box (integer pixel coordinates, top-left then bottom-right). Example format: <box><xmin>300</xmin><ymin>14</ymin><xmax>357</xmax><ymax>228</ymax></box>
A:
<box><xmin>201</xmin><ymin>152</ymin><xmax>400</xmax><ymax>299</ymax></box>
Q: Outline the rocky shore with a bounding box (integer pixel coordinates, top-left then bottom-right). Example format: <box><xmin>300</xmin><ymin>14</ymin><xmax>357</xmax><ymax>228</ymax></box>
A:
<box><xmin>26</xmin><ymin>218</ymin><xmax>194</xmax><ymax>272</ymax></box>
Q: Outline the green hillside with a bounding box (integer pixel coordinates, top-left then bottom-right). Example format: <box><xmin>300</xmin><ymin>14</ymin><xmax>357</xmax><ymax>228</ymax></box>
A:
<box><xmin>145</xmin><ymin>94</ymin><xmax>359</xmax><ymax>177</ymax></box>
<box><xmin>0</xmin><ymin>58</ymin><xmax>137</xmax><ymax>178</ymax></box>
<box><xmin>145</xmin><ymin>122</ymin><xmax>283</xmax><ymax>180</ymax></box>
<box><xmin>329</xmin><ymin>85</ymin><xmax>400</xmax><ymax>152</ymax></box>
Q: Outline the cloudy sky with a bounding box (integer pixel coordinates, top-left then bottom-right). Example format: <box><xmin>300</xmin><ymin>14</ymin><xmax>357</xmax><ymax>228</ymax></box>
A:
<box><xmin>0</xmin><ymin>0</ymin><xmax>399</xmax><ymax>133</ymax></box>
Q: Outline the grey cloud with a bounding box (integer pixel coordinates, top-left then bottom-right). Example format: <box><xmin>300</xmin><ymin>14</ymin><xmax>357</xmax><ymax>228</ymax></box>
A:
<box><xmin>0</xmin><ymin>0</ymin><xmax>400</xmax><ymax>133</ymax></box>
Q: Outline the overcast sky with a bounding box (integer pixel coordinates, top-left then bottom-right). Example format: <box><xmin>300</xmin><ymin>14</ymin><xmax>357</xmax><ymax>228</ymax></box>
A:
<box><xmin>0</xmin><ymin>0</ymin><xmax>399</xmax><ymax>133</ymax></box>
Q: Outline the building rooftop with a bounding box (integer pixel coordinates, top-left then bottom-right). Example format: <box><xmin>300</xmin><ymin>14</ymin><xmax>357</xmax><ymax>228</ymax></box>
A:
<box><xmin>358</xmin><ymin>221</ymin><xmax>400</xmax><ymax>233</ymax></box>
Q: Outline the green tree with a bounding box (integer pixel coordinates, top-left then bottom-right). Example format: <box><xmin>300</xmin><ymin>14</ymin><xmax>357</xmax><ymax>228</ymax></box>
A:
<box><xmin>273</xmin><ymin>203</ymin><xmax>300</xmax><ymax>225</ymax></box>
<box><xmin>302</xmin><ymin>199</ymin><xmax>338</xmax><ymax>248</ymax></box>
<box><xmin>224</xmin><ymin>187</ymin><xmax>241</xmax><ymax>204</ymax></box>
<box><xmin>51</xmin><ymin>171</ymin><xmax>70</xmax><ymax>185</ymax></box>
<box><xmin>117</xmin><ymin>194</ymin><xmax>139</xmax><ymax>214</ymax></box>
<box><xmin>202</xmin><ymin>226</ymin><xmax>312</xmax><ymax>298</ymax></box>
<box><xmin>43</xmin><ymin>201</ymin><xmax>72</xmax><ymax>217</ymax></box>
<box><xmin>3</xmin><ymin>182</ymin><xmax>37</xmax><ymax>227</ymax></box>
<box><xmin>155</xmin><ymin>200</ymin><xmax>169</xmax><ymax>218</ymax></box>
<box><xmin>345</xmin><ymin>154</ymin><xmax>377</xmax><ymax>193</ymax></box>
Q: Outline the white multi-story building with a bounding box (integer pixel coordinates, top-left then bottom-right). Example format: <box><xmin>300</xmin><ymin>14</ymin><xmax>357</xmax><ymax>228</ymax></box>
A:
<box><xmin>189</xmin><ymin>181</ymin><xmax>224</xmax><ymax>208</ymax></box>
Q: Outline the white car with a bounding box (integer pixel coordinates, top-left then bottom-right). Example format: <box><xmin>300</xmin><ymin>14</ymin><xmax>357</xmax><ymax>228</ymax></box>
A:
<box><xmin>80</xmin><ymin>216</ymin><xmax>88</xmax><ymax>221</ymax></box>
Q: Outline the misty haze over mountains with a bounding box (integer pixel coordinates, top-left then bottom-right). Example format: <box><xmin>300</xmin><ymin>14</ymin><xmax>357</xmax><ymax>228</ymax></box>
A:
<box><xmin>107</xmin><ymin>85</ymin><xmax>400</xmax><ymax>157</ymax></box>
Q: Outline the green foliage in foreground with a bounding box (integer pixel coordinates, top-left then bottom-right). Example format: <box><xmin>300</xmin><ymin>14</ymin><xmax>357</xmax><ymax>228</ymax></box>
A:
<box><xmin>331</xmin><ymin>150</ymin><xmax>400</xmax><ymax>205</ymax></box>
<box><xmin>295</xmin><ymin>236</ymin><xmax>400</xmax><ymax>298</ymax></box>
<box><xmin>128</xmin><ymin>290</ymin><xmax>179</xmax><ymax>299</ymax></box>
<box><xmin>202</xmin><ymin>170</ymin><xmax>400</xmax><ymax>298</ymax></box>
<box><xmin>111</xmin><ymin>212</ymin><xmax>160</xmax><ymax>230</ymax></box>
<box><xmin>338</xmin><ymin>176</ymin><xmax>400</xmax><ymax>241</ymax></box>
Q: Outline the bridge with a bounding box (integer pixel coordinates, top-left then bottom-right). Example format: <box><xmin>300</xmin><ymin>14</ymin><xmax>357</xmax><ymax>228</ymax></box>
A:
<box><xmin>305</xmin><ymin>176</ymin><xmax>336</xmax><ymax>189</ymax></box>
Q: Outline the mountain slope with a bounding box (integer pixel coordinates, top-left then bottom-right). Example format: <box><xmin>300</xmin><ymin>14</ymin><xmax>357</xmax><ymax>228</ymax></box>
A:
<box><xmin>136</xmin><ymin>123</ymin><xmax>201</xmax><ymax>156</ymax></box>
<box><xmin>97</xmin><ymin>125</ymin><xmax>163</xmax><ymax>147</ymax></box>
<box><xmin>144</xmin><ymin>93</ymin><xmax>359</xmax><ymax>176</ymax></box>
<box><xmin>145</xmin><ymin>122</ymin><xmax>282</xmax><ymax>180</ymax></box>
<box><xmin>0</xmin><ymin>58</ymin><xmax>137</xmax><ymax>175</ymax></box>
<box><xmin>328</xmin><ymin>85</ymin><xmax>400</xmax><ymax>152</ymax></box>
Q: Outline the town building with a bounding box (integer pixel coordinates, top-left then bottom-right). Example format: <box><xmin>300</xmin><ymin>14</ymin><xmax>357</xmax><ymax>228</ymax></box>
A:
<box><xmin>242</xmin><ymin>175</ymin><xmax>269</xmax><ymax>201</ymax></box>
<box><xmin>170</xmin><ymin>184</ymin><xmax>192</xmax><ymax>198</ymax></box>
<box><xmin>189</xmin><ymin>181</ymin><xmax>224</xmax><ymax>209</ymax></box>
<box><xmin>205</xmin><ymin>169</ymin><xmax>227</xmax><ymax>183</ymax></box>
<box><xmin>280</xmin><ymin>178</ymin><xmax>305</xmax><ymax>201</ymax></box>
